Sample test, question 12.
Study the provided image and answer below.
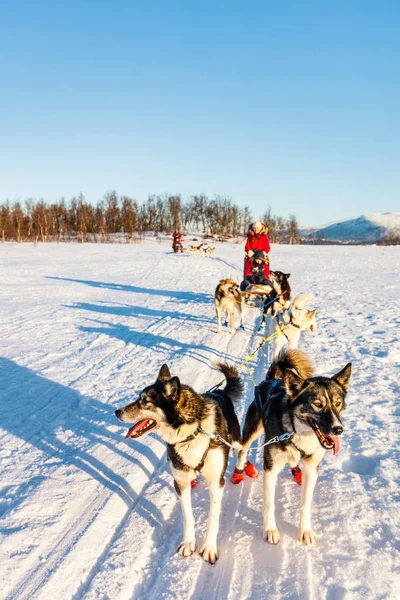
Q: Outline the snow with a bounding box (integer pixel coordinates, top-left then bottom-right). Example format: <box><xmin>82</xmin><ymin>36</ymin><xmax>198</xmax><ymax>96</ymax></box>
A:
<box><xmin>367</xmin><ymin>212</ymin><xmax>400</xmax><ymax>230</ymax></box>
<box><xmin>0</xmin><ymin>239</ymin><xmax>399</xmax><ymax>600</ymax></box>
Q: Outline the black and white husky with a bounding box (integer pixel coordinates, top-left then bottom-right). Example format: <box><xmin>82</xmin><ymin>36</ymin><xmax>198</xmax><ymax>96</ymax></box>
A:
<box><xmin>234</xmin><ymin>349</ymin><xmax>351</xmax><ymax>545</ymax></box>
<box><xmin>115</xmin><ymin>363</ymin><xmax>243</xmax><ymax>563</ymax></box>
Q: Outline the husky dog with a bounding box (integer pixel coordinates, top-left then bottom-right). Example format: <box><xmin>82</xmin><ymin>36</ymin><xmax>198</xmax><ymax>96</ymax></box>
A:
<box><xmin>215</xmin><ymin>279</ymin><xmax>244</xmax><ymax>335</ymax></box>
<box><xmin>272</xmin><ymin>294</ymin><xmax>317</xmax><ymax>359</ymax></box>
<box><xmin>259</xmin><ymin>271</ymin><xmax>291</xmax><ymax>328</ymax></box>
<box><xmin>188</xmin><ymin>243</ymin><xmax>204</xmax><ymax>255</ymax></box>
<box><xmin>234</xmin><ymin>349</ymin><xmax>351</xmax><ymax>545</ymax></box>
<box><xmin>115</xmin><ymin>362</ymin><xmax>242</xmax><ymax>564</ymax></box>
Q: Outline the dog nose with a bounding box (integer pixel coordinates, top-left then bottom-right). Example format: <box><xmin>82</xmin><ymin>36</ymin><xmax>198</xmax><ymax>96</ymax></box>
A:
<box><xmin>332</xmin><ymin>425</ymin><xmax>343</xmax><ymax>435</ymax></box>
<box><xmin>115</xmin><ymin>409</ymin><xmax>123</xmax><ymax>419</ymax></box>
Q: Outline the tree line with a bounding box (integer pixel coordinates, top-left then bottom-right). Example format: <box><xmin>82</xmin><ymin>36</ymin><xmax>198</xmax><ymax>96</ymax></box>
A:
<box><xmin>0</xmin><ymin>192</ymin><xmax>301</xmax><ymax>244</ymax></box>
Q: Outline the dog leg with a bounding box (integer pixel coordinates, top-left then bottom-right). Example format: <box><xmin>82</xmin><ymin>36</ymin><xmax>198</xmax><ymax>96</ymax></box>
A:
<box><xmin>229</xmin><ymin>308</ymin><xmax>235</xmax><ymax>336</ymax></box>
<box><xmin>232</xmin><ymin>401</ymin><xmax>263</xmax><ymax>483</ymax></box>
<box><xmin>174</xmin><ymin>479</ymin><xmax>196</xmax><ymax>557</ymax></box>
<box><xmin>273</xmin><ymin>331</ymin><xmax>286</xmax><ymax>359</ymax></box>
<box><xmin>238</xmin><ymin>298</ymin><xmax>244</xmax><ymax>330</ymax></box>
<box><xmin>215</xmin><ymin>303</ymin><xmax>222</xmax><ymax>334</ymax></box>
<box><xmin>200</xmin><ymin>450</ymin><xmax>225</xmax><ymax>564</ymax></box>
<box><xmin>298</xmin><ymin>458</ymin><xmax>320</xmax><ymax>545</ymax></box>
<box><xmin>236</xmin><ymin>402</ymin><xmax>263</xmax><ymax>471</ymax></box>
<box><xmin>263</xmin><ymin>457</ymin><xmax>285</xmax><ymax>544</ymax></box>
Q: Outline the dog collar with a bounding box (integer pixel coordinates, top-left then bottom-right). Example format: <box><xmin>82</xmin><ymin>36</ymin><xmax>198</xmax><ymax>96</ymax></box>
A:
<box><xmin>175</xmin><ymin>428</ymin><xmax>200</xmax><ymax>444</ymax></box>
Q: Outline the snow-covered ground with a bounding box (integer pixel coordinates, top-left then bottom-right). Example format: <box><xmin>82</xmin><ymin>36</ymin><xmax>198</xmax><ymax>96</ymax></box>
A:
<box><xmin>0</xmin><ymin>239</ymin><xmax>399</xmax><ymax>600</ymax></box>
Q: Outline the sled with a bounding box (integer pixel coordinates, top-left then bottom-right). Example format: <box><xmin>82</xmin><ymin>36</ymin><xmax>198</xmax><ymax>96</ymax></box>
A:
<box><xmin>240</xmin><ymin>283</ymin><xmax>274</xmax><ymax>307</ymax></box>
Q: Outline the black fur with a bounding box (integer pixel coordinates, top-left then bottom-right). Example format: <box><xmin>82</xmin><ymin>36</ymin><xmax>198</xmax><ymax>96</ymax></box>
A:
<box><xmin>236</xmin><ymin>349</ymin><xmax>352</xmax><ymax>545</ymax></box>
<box><xmin>261</xmin><ymin>271</ymin><xmax>291</xmax><ymax>325</ymax></box>
<box><xmin>115</xmin><ymin>361</ymin><xmax>243</xmax><ymax>563</ymax></box>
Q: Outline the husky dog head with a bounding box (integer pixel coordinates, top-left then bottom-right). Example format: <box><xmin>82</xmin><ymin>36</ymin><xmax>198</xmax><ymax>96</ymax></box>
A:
<box><xmin>270</xmin><ymin>271</ymin><xmax>291</xmax><ymax>284</ymax></box>
<box><xmin>284</xmin><ymin>363</ymin><xmax>352</xmax><ymax>449</ymax></box>
<box><xmin>291</xmin><ymin>295</ymin><xmax>318</xmax><ymax>333</ymax></box>
<box><xmin>115</xmin><ymin>364</ymin><xmax>196</xmax><ymax>441</ymax></box>
<box><xmin>217</xmin><ymin>279</ymin><xmax>241</xmax><ymax>299</ymax></box>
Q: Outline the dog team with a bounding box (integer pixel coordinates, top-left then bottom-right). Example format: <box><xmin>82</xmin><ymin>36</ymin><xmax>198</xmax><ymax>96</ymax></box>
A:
<box><xmin>115</xmin><ymin>221</ymin><xmax>352</xmax><ymax>564</ymax></box>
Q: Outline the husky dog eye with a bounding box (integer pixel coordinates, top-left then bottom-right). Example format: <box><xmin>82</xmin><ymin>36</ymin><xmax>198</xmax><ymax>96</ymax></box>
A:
<box><xmin>313</xmin><ymin>401</ymin><xmax>323</xmax><ymax>409</ymax></box>
<box><xmin>139</xmin><ymin>392</ymin><xmax>155</xmax><ymax>407</ymax></box>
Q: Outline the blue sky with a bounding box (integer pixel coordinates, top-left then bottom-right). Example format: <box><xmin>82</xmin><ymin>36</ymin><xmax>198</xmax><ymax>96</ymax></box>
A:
<box><xmin>1</xmin><ymin>0</ymin><xmax>399</xmax><ymax>226</ymax></box>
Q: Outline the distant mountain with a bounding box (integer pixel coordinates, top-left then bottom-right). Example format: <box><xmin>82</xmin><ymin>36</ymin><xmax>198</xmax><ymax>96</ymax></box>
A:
<box><xmin>302</xmin><ymin>213</ymin><xmax>400</xmax><ymax>243</ymax></box>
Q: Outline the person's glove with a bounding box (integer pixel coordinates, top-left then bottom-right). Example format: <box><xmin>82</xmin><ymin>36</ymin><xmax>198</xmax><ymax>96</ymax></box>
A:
<box><xmin>247</xmin><ymin>250</ymin><xmax>254</xmax><ymax>258</ymax></box>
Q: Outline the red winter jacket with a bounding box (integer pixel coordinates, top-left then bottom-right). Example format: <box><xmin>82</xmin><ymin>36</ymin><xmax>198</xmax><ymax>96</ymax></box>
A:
<box><xmin>244</xmin><ymin>223</ymin><xmax>270</xmax><ymax>277</ymax></box>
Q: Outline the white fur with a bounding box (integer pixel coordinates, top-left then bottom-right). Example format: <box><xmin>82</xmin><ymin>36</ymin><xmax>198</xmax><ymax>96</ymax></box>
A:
<box><xmin>273</xmin><ymin>294</ymin><xmax>318</xmax><ymax>358</ymax></box>
<box><xmin>215</xmin><ymin>281</ymin><xmax>244</xmax><ymax>335</ymax></box>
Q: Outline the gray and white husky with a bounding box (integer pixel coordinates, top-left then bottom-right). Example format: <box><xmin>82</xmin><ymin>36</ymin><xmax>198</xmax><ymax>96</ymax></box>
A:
<box><xmin>234</xmin><ymin>349</ymin><xmax>351</xmax><ymax>545</ymax></box>
<box><xmin>272</xmin><ymin>294</ymin><xmax>317</xmax><ymax>358</ymax></box>
<box><xmin>115</xmin><ymin>362</ymin><xmax>242</xmax><ymax>564</ymax></box>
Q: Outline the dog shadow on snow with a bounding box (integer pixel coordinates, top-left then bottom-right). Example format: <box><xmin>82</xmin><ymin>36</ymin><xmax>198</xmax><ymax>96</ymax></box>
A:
<box><xmin>64</xmin><ymin>301</ymin><xmax>213</xmax><ymax>326</ymax></box>
<box><xmin>0</xmin><ymin>357</ymin><xmax>171</xmax><ymax>533</ymax></box>
<box><xmin>47</xmin><ymin>276</ymin><xmax>213</xmax><ymax>305</ymax></box>
<box><xmin>78</xmin><ymin>319</ymin><xmax>239</xmax><ymax>366</ymax></box>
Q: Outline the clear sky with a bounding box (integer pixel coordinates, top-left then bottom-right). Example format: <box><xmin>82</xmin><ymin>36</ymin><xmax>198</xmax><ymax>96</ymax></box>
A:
<box><xmin>1</xmin><ymin>0</ymin><xmax>399</xmax><ymax>226</ymax></box>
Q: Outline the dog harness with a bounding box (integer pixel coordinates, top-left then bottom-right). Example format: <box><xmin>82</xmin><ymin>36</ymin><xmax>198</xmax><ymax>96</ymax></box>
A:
<box><xmin>254</xmin><ymin>379</ymin><xmax>279</xmax><ymax>414</ymax></box>
<box><xmin>276</xmin><ymin>313</ymin><xmax>301</xmax><ymax>341</ymax></box>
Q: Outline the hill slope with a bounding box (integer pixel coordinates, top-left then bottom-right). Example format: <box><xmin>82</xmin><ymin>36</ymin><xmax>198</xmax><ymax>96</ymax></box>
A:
<box><xmin>307</xmin><ymin>212</ymin><xmax>400</xmax><ymax>242</ymax></box>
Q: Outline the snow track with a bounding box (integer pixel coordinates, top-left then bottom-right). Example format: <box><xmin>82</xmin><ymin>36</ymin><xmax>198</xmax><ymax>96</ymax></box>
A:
<box><xmin>0</xmin><ymin>240</ymin><xmax>399</xmax><ymax>600</ymax></box>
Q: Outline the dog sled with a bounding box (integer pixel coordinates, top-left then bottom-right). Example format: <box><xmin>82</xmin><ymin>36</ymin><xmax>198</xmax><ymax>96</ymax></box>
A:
<box><xmin>173</xmin><ymin>240</ymin><xmax>184</xmax><ymax>253</ymax></box>
<box><xmin>241</xmin><ymin>272</ymin><xmax>291</xmax><ymax>331</ymax></box>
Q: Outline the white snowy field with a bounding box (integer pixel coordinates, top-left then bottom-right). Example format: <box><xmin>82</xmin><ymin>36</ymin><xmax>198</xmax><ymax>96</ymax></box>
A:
<box><xmin>0</xmin><ymin>239</ymin><xmax>399</xmax><ymax>600</ymax></box>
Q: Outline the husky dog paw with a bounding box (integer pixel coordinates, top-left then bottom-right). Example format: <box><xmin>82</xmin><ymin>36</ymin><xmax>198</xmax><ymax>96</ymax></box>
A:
<box><xmin>230</xmin><ymin>330</ymin><xmax>236</xmax><ymax>336</ymax></box>
<box><xmin>299</xmin><ymin>529</ymin><xmax>317</xmax><ymax>545</ymax></box>
<box><xmin>264</xmin><ymin>528</ymin><xmax>281</xmax><ymax>544</ymax></box>
<box><xmin>200</xmin><ymin>544</ymin><xmax>218</xmax><ymax>564</ymax></box>
<box><xmin>178</xmin><ymin>540</ymin><xmax>196</xmax><ymax>557</ymax></box>
<box><xmin>216</xmin><ymin>329</ymin><xmax>221</xmax><ymax>334</ymax></box>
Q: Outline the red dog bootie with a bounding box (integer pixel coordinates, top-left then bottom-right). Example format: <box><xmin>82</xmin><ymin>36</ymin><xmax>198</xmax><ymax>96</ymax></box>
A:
<box><xmin>231</xmin><ymin>468</ymin><xmax>245</xmax><ymax>484</ymax></box>
<box><xmin>244</xmin><ymin>461</ymin><xmax>259</xmax><ymax>478</ymax></box>
<box><xmin>291</xmin><ymin>465</ymin><xmax>302</xmax><ymax>486</ymax></box>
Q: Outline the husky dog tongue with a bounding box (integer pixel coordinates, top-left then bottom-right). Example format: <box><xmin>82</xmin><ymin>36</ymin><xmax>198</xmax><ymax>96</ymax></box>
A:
<box><xmin>308</xmin><ymin>419</ymin><xmax>340</xmax><ymax>454</ymax></box>
<box><xmin>125</xmin><ymin>418</ymin><xmax>157</xmax><ymax>439</ymax></box>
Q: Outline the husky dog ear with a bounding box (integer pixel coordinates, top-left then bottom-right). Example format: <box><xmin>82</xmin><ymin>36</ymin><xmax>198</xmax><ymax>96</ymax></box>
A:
<box><xmin>284</xmin><ymin>370</ymin><xmax>305</xmax><ymax>400</ymax></box>
<box><xmin>332</xmin><ymin>363</ymin><xmax>352</xmax><ymax>393</ymax></box>
<box><xmin>284</xmin><ymin>273</ymin><xmax>291</xmax><ymax>279</ymax></box>
<box><xmin>157</xmin><ymin>364</ymin><xmax>171</xmax><ymax>381</ymax></box>
<box><xmin>308</xmin><ymin>309</ymin><xmax>317</xmax><ymax>318</ymax></box>
<box><xmin>162</xmin><ymin>376</ymin><xmax>181</xmax><ymax>402</ymax></box>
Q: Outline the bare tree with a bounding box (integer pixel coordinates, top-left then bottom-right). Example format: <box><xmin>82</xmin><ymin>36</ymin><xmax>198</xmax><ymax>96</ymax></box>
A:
<box><xmin>287</xmin><ymin>214</ymin><xmax>301</xmax><ymax>244</ymax></box>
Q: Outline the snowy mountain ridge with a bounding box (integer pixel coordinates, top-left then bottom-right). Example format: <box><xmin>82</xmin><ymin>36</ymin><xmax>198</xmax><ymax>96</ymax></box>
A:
<box><xmin>302</xmin><ymin>212</ymin><xmax>400</xmax><ymax>242</ymax></box>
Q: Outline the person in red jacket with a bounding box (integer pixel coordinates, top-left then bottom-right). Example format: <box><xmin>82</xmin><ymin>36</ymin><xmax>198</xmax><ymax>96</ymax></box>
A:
<box><xmin>172</xmin><ymin>230</ymin><xmax>183</xmax><ymax>251</ymax></box>
<box><xmin>244</xmin><ymin>221</ymin><xmax>270</xmax><ymax>278</ymax></box>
